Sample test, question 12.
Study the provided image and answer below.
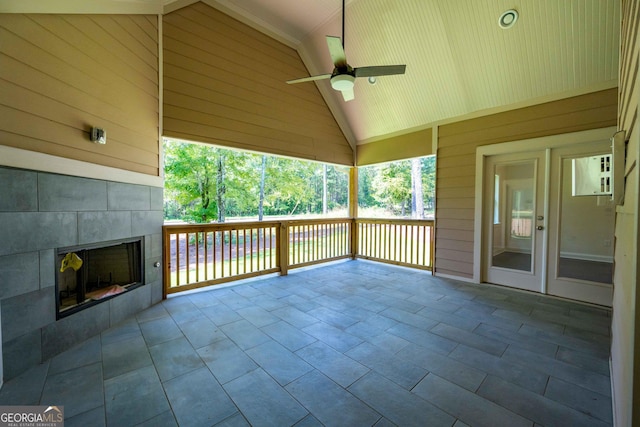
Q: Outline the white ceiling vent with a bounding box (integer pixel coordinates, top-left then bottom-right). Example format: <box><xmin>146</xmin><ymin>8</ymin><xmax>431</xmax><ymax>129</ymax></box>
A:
<box><xmin>498</xmin><ymin>9</ymin><xmax>519</xmax><ymax>29</ymax></box>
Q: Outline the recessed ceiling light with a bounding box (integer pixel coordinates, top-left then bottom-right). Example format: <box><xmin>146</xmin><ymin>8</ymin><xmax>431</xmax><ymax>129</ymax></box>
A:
<box><xmin>498</xmin><ymin>9</ymin><xmax>518</xmax><ymax>29</ymax></box>
<box><xmin>367</xmin><ymin>76</ymin><xmax>377</xmax><ymax>85</ymax></box>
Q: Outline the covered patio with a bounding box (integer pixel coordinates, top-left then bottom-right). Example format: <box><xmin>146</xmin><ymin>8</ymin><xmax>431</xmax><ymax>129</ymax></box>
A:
<box><xmin>0</xmin><ymin>260</ymin><xmax>611</xmax><ymax>426</ymax></box>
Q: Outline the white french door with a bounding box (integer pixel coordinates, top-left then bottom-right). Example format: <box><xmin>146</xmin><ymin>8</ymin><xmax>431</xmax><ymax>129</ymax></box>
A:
<box><xmin>545</xmin><ymin>143</ymin><xmax>614</xmax><ymax>305</ymax></box>
<box><xmin>483</xmin><ymin>151</ymin><xmax>547</xmax><ymax>292</ymax></box>
<box><xmin>478</xmin><ymin>128</ymin><xmax>615</xmax><ymax>306</ymax></box>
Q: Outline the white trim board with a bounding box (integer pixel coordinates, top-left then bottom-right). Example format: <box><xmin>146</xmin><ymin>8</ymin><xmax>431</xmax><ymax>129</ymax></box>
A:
<box><xmin>560</xmin><ymin>252</ymin><xmax>613</xmax><ymax>263</ymax></box>
<box><xmin>0</xmin><ymin>145</ymin><xmax>163</xmax><ymax>187</ymax></box>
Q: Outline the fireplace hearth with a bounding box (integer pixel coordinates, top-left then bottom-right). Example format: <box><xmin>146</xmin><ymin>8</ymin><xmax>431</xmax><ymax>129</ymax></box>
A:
<box><xmin>56</xmin><ymin>237</ymin><xmax>144</xmax><ymax>318</ymax></box>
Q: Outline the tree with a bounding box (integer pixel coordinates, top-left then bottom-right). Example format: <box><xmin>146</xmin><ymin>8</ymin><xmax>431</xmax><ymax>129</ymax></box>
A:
<box><xmin>163</xmin><ymin>139</ymin><xmax>350</xmax><ymax>221</ymax></box>
<box><xmin>215</xmin><ymin>152</ymin><xmax>226</xmax><ymax>222</ymax></box>
<box><xmin>258</xmin><ymin>155</ymin><xmax>267</xmax><ymax>221</ymax></box>
<box><xmin>164</xmin><ymin>141</ymin><xmax>220</xmax><ymax>222</ymax></box>
<box><xmin>411</xmin><ymin>158</ymin><xmax>424</xmax><ymax>219</ymax></box>
<box><xmin>322</xmin><ymin>164</ymin><xmax>328</xmax><ymax>215</ymax></box>
<box><xmin>421</xmin><ymin>156</ymin><xmax>436</xmax><ymax>216</ymax></box>
<box><xmin>357</xmin><ymin>155</ymin><xmax>435</xmax><ymax>218</ymax></box>
<box><xmin>357</xmin><ymin>166</ymin><xmax>377</xmax><ymax>208</ymax></box>
<box><xmin>262</xmin><ymin>157</ymin><xmax>317</xmax><ymax>216</ymax></box>
<box><xmin>372</xmin><ymin>161</ymin><xmax>412</xmax><ymax>215</ymax></box>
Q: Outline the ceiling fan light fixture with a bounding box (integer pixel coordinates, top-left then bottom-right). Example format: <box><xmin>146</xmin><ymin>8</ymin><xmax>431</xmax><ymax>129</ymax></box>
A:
<box><xmin>331</xmin><ymin>74</ymin><xmax>355</xmax><ymax>91</ymax></box>
<box><xmin>498</xmin><ymin>9</ymin><xmax>518</xmax><ymax>29</ymax></box>
<box><xmin>367</xmin><ymin>76</ymin><xmax>377</xmax><ymax>85</ymax></box>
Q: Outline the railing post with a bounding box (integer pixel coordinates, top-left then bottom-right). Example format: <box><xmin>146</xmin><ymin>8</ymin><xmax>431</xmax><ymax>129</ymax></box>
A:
<box><xmin>430</xmin><ymin>223</ymin><xmax>435</xmax><ymax>271</ymax></box>
<box><xmin>350</xmin><ymin>219</ymin><xmax>358</xmax><ymax>259</ymax></box>
<box><xmin>162</xmin><ymin>226</ymin><xmax>170</xmax><ymax>300</ymax></box>
<box><xmin>349</xmin><ymin>167</ymin><xmax>359</xmax><ymax>260</ymax></box>
<box><xmin>279</xmin><ymin>221</ymin><xmax>289</xmax><ymax>276</ymax></box>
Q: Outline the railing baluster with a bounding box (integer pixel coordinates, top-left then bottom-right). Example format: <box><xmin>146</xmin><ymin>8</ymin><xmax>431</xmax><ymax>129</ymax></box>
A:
<box><xmin>410</xmin><ymin>225</ymin><xmax>415</xmax><ymax>264</ymax></box>
<box><xmin>215</xmin><ymin>230</ymin><xmax>220</xmax><ymax>278</ymax></box>
<box><xmin>241</xmin><ymin>229</ymin><xmax>246</xmax><ymax>274</ymax></box>
<box><xmin>303</xmin><ymin>225</ymin><xmax>308</xmax><ymax>263</ymax></box>
<box><xmin>272</xmin><ymin>226</ymin><xmax>276</xmax><ymax>268</ymax></box>
<box><xmin>175</xmin><ymin>233</ymin><xmax>180</xmax><ymax>287</ymax></box>
<box><xmin>221</xmin><ymin>230</ymin><xmax>226</xmax><ymax>278</ymax></box>
<box><xmin>262</xmin><ymin>225</ymin><xmax>267</xmax><ymax>270</ymax></box>
<box><xmin>227</xmin><ymin>230</ymin><xmax>231</xmax><ymax>276</ymax></box>
<box><xmin>422</xmin><ymin>225</ymin><xmax>426</xmax><ymax>266</ymax></box>
<box><xmin>233</xmin><ymin>229</ymin><xmax>238</xmax><ymax>275</ymax></box>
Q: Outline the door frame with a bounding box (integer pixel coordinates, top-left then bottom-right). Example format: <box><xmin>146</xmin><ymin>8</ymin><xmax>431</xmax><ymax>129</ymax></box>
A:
<box><xmin>473</xmin><ymin>126</ymin><xmax>616</xmax><ymax>284</ymax></box>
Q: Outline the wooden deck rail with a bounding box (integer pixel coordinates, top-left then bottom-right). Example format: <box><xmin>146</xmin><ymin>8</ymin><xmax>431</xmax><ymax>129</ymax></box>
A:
<box><xmin>285</xmin><ymin>218</ymin><xmax>353</xmax><ymax>274</ymax></box>
<box><xmin>163</xmin><ymin>218</ymin><xmax>433</xmax><ymax>296</ymax></box>
<box><xmin>163</xmin><ymin>221</ymin><xmax>280</xmax><ymax>295</ymax></box>
<box><xmin>355</xmin><ymin>218</ymin><xmax>434</xmax><ymax>270</ymax></box>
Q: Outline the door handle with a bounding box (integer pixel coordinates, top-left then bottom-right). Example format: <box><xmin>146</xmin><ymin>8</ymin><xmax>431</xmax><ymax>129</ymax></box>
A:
<box><xmin>537</xmin><ymin>225</ymin><xmax>544</xmax><ymax>230</ymax></box>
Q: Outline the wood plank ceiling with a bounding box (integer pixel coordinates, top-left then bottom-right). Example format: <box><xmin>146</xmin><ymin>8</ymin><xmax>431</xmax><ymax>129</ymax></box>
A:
<box><xmin>1</xmin><ymin>0</ymin><xmax>621</xmax><ymax>146</ymax></box>
<box><xmin>210</xmin><ymin>0</ymin><xmax>620</xmax><ymax>146</ymax></box>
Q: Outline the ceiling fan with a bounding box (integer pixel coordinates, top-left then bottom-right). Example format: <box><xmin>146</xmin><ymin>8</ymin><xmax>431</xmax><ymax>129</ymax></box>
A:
<box><xmin>286</xmin><ymin>0</ymin><xmax>406</xmax><ymax>102</ymax></box>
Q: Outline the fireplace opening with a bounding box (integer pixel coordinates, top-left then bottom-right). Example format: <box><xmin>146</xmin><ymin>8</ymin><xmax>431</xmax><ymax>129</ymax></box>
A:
<box><xmin>56</xmin><ymin>237</ymin><xmax>144</xmax><ymax>319</ymax></box>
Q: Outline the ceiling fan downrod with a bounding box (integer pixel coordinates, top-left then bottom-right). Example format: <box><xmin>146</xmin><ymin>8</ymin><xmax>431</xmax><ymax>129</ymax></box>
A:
<box><xmin>341</xmin><ymin>0</ymin><xmax>345</xmax><ymax>49</ymax></box>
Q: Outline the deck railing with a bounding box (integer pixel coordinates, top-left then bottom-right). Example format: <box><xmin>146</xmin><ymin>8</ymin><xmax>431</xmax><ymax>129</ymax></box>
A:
<box><xmin>286</xmin><ymin>218</ymin><xmax>353</xmax><ymax>273</ymax></box>
<box><xmin>355</xmin><ymin>218</ymin><xmax>434</xmax><ymax>270</ymax></box>
<box><xmin>163</xmin><ymin>217</ymin><xmax>433</xmax><ymax>295</ymax></box>
<box><xmin>163</xmin><ymin>221</ymin><xmax>280</xmax><ymax>295</ymax></box>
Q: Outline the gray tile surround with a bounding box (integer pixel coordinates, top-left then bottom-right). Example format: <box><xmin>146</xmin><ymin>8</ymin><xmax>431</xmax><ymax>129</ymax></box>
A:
<box><xmin>0</xmin><ymin>261</ymin><xmax>613</xmax><ymax>426</ymax></box>
<box><xmin>0</xmin><ymin>166</ymin><xmax>163</xmax><ymax>380</ymax></box>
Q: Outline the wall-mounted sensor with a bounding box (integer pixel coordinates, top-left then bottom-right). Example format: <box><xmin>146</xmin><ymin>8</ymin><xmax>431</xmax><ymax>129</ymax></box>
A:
<box><xmin>90</xmin><ymin>127</ymin><xmax>106</xmax><ymax>144</ymax></box>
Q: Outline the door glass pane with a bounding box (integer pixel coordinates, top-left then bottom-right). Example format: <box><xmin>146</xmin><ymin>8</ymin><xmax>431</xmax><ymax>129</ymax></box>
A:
<box><xmin>491</xmin><ymin>161</ymin><xmax>535</xmax><ymax>272</ymax></box>
<box><xmin>558</xmin><ymin>158</ymin><xmax>613</xmax><ymax>283</ymax></box>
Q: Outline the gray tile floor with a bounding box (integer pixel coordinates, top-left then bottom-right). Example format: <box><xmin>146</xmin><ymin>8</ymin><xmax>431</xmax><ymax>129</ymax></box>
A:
<box><xmin>0</xmin><ymin>260</ymin><xmax>613</xmax><ymax>426</ymax></box>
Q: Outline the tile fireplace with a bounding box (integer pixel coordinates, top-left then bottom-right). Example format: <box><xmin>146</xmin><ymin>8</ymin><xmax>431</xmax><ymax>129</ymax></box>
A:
<box><xmin>0</xmin><ymin>166</ymin><xmax>164</xmax><ymax>380</ymax></box>
<box><xmin>56</xmin><ymin>237</ymin><xmax>144</xmax><ymax>319</ymax></box>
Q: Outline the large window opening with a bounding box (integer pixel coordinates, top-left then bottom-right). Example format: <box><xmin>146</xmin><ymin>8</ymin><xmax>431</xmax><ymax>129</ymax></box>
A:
<box><xmin>357</xmin><ymin>156</ymin><xmax>435</xmax><ymax>219</ymax></box>
<box><xmin>163</xmin><ymin>139</ymin><xmax>350</xmax><ymax>223</ymax></box>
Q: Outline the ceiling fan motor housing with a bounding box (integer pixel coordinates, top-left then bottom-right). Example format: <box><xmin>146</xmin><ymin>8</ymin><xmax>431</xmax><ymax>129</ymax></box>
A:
<box><xmin>331</xmin><ymin>73</ymin><xmax>355</xmax><ymax>91</ymax></box>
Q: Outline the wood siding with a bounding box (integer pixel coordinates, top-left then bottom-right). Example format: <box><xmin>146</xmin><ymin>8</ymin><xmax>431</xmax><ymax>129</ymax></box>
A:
<box><xmin>612</xmin><ymin>0</ymin><xmax>639</xmax><ymax>425</ymax></box>
<box><xmin>0</xmin><ymin>14</ymin><xmax>160</xmax><ymax>176</ymax></box>
<box><xmin>435</xmin><ymin>88</ymin><xmax>618</xmax><ymax>278</ymax></box>
<box><xmin>618</xmin><ymin>0</ymin><xmax>639</xmax><ymax>136</ymax></box>
<box><xmin>356</xmin><ymin>128</ymin><xmax>433</xmax><ymax>166</ymax></box>
<box><xmin>162</xmin><ymin>3</ymin><xmax>352</xmax><ymax>166</ymax></box>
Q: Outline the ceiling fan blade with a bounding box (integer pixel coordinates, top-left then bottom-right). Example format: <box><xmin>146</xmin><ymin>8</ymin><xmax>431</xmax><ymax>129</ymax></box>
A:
<box><xmin>326</xmin><ymin>36</ymin><xmax>347</xmax><ymax>68</ymax></box>
<box><xmin>287</xmin><ymin>73</ymin><xmax>332</xmax><ymax>84</ymax></box>
<box><xmin>341</xmin><ymin>88</ymin><xmax>355</xmax><ymax>102</ymax></box>
<box><xmin>355</xmin><ymin>64</ymin><xmax>406</xmax><ymax>78</ymax></box>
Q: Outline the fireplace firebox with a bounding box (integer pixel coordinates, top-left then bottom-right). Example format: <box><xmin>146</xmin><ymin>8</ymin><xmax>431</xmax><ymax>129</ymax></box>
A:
<box><xmin>56</xmin><ymin>237</ymin><xmax>144</xmax><ymax>318</ymax></box>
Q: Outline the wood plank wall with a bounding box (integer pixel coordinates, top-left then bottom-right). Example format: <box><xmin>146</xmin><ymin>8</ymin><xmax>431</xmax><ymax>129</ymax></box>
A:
<box><xmin>356</xmin><ymin>128</ymin><xmax>433</xmax><ymax>166</ymax></box>
<box><xmin>0</xmin><ymin>14</ymin><xmax>160</xmax><ymax>176</ymax></box>
<box><xmin>163</xmin><ymin>3</ymin><xmax>353</xmax><ymax>166</ymax></box>
<box><xmin>611</xmin><ymin>0</ymin><xmax>639</xmax><ymax>425</ymax></box>
<box><xmin>435</xmin><ymin>88</ymin><xmax>618</xmax><ymax>279</ymax></box>
<box><xmin>618</xmin><ymin>0</ymin><xmax>639</xmax><ymax>136</ymax></box>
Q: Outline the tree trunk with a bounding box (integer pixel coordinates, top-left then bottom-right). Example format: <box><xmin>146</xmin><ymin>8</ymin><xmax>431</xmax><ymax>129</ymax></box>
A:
<box><xmin>322</xmin><ymin>164</ymin><xmax>328</xmax><ymax>215</ymax></box>
<box><xmin>216</xmin><ymin>153</ymin><xmax>226</xmax><ymax>222</ymax></box>
<box><xmin>411</xmin><ymin>158</ymin><xmax>424</xmax><ymax>219</ymax></box>
<box><xmin>200</xmin><ymin>176</ymin><xmax>210</xmax><ymax>222</ymax></box>
<box><xmin>258</xmin><ymin>155</ymin><xmax>267</xmax><ymax>221</ymax></box>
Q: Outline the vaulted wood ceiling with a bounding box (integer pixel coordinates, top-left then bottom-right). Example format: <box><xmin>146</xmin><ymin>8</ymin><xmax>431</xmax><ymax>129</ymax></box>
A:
<box><xmin>1</xmin><ymin>0</ymin><xmax>620</xmax><ymax>146</ymax></box>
